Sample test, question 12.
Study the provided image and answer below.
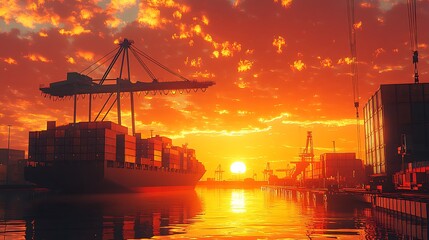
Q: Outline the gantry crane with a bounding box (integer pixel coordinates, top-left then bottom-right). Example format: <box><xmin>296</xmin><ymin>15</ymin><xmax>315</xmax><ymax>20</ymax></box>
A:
<box><xmin>215</xmin><ymin>164</ymin><xmax>224</xmax><ymax>181</ymax></box>
<box><xmin>40</xmin><ymin>38</ymin><xmax>215</xmax><ymax>135</ymax></box>
<box><xmin>291</xmin><ymin>131</ymin><xmax>314</xmax><ymax>180</ymax></box>
<box><xmin>276</xmin><ymin>164</ymin><xmax>296</xmax><ymax>178</ymax></box>
<box><xmin>262</xmin><ymin>162</ymin><xmax>274</xmax><ymax>181</ymax></box>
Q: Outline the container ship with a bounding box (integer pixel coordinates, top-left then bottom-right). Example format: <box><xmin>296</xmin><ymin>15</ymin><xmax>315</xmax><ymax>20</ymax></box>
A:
<box><xmin>24</xmin><ymin>121</ymin><xmax>206</xmax><ymax>193</ymax></box>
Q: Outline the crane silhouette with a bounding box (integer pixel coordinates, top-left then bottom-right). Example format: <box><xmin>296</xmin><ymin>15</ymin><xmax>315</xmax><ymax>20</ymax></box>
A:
<box><xmin>40</xmin><ymin>38</ymin><xmax>215</xmax><ymax>135</ymax></box>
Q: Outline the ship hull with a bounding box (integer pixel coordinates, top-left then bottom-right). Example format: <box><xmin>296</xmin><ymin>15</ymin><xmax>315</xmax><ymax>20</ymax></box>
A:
<box><xmin>25</xmin><ymin>160</ymin><xmax>205</xmax><ymax>193</ymax></box>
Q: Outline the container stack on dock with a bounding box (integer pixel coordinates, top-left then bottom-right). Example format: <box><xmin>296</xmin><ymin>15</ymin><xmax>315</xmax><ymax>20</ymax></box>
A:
<box><xmin>297</xmin><ymin>152</ymin><xmax>364</xmax><ymax>187</ymax></box>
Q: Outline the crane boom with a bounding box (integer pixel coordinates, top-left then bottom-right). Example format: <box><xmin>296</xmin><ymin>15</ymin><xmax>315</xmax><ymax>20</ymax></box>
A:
<box><xmin>40</xmin><ymin>77</ymin><xmax>215</xmax><ymax>97</ymax></box>
<box><xmin>40</xmin><ymin>38</ymin><xmax>215</xmax><ymax>135</ymax></box>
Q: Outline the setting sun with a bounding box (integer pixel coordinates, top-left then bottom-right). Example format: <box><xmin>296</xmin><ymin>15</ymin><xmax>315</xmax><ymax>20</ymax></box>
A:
<box><xmin>230</xmin><ymin>161</ymin><xmax>246</xmax><ymax>174</ymax></box>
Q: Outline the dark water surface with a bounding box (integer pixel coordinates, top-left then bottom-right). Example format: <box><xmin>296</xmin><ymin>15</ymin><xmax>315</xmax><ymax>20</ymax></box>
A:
<box><xmin>0</xmin><ymin>187</ymin><xmax>426</xmax><ymax>239</ymax></box>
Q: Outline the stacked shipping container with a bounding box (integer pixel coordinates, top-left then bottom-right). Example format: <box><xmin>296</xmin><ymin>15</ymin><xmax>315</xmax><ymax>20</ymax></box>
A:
<box><xmin>28</xmin><ymin>121</ymin><xmax>201</xmax><ymax>172</ymax></box>
<box><xmin>300</xmin><ymin>153</ymin><xmax>364</xmax><ymax>187</ymax></box>
<box><xmin>363</xmin><ymin>83</ymin><xmax>429</xmax><ymax>177</ymax></box>
<box><xmin>29</xmin><ymin>121</ymin><xmax>124</xmax><ymax>162</ymax></box>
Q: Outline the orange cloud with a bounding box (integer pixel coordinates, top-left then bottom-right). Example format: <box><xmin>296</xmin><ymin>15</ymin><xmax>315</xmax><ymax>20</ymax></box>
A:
<box><xmin>76</xmin><ymin>51</ymin><xmax>94</xmax><ymax>61</ymax></box>
<box><xmin>66</xmin><ymin>57</ymin><xmax>76</xmax><ymax>64</ymax></box>
<box><xmin>220</xmin><ymin>41</ymin><xmax>242</xmax><ymax>57</ymax></box>
<box><xmin>360</xmin><ymin>2</ymin><xmax>372</xmax><ymax>8</ymax></box>
<box><xmin>291</xmin><ymin>60</ymin><xmax>306</xmax><ymax>71</ymax></box>
<box><xmin>237</xmin><ymin>60</ymin><xmax>253</xmax><ymax>72</ymax></box>
<box><xmin>259</xmin><ymin>112</ymin><xmax>291</xmax><ymax>123</ymax></box>
<box><xmin>337</xmin><ymin>57</ymin><xmax>354</xmax><ymax>65</ymax></box>
<box><xmin>282</xmin><ymin>118</ymin><xmax>361</xmax><ymax>127</ymax></box>
<box><xmin>59</xmin><ymin>24</ymin><xmax>91</xmax><ymax>36</ymax></box>
<box><xmin>109</xmin><ymin>0</ymin><xmax>137</xmax><ymax>12</ymax></box>
<box><xmin>2</xmin><ymin>57</ymin><xmax>17</xmax><ymax>65</ymax></box>
<box><xmin>374</xmin><ymin>48</ymin><xmax>386</xmax><ymax>57</ymax></box>
<box><xmin>320</xmin><ymin>58</ymin><xmax>333</xmax><ymax>68</ymax></box>
<box><xmin>24</xmin><ymin>54</ymin><xmax>51</xmax><ymax>63</ymax></box>
<box><xmin>138</xmin><ymin>7</ymin><xmax>162</xmax><ymax>28</ymax></box>
<box><xmin>235</xmin><ymin>77</ymin><xmax>248</xmax><ymax>89</ymax></box>
<box><xmin>80</xmin><ymin>9</ymin><xmax>94</xmax><ymax>20</ymax></box>
<box><xmin>354</xmin><ymin>21</ymin><xmax>362</xmax><ymax>30</ymax></box>
<box><xmin>274</xmin><ymin>0</ymin><xmax>293</xmax><ymax>8</ymax></box>
<box><xmin>373</xmin><ymin>64</ymin><xmax>404</xmax><ymax>73</ymax></box>
<box><xmin>185</xmin><ymin>57</ymin><xmax>202</xmax><ymax>68</ymax></box>
<box><xmin>0</xmin><ymin>0</ymin><xmax>61</xmax><ymax>29</ymax></box>
<box><xmin>137</xmin><ymin>0</ymin><xmax>190</xmax><ymax>29</ymax></box>
<box><xmin>171</xmin><ymin>126</ymin><xmax>272</xmax><ymax>138</ymax></box>
<box><xmin>202</xmin><ymin>15</ymin><xmax>209</xmax><ymax>25</ymax></box>
<box><xmin>173</xmin><ymin>10</ymin><xmax>182</xmax><ymax>19</ymax></box>
<box><xmin>273</xmin><ymin>36</ymin><xmax>286</xmax><ymax>54</ymax></box>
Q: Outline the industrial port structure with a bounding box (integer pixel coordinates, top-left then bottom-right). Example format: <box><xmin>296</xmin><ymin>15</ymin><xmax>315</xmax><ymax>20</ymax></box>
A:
<box><xmin>364</xmin><ymin>83</ymin><xmax>429</xmax><ymax>191</ymax></box>
<box><xmin>39</xmin><ymin>38</ymin><xmax>214</xmax><ymax>135</ymax></box>
<box><xmin>23</xmin><ymin>38</ymin><xmax>215</xmax><ymax>192</ymax></box>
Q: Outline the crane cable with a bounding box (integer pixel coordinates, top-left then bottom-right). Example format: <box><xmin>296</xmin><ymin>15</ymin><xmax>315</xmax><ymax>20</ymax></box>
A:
<box><xmin>407</xmin><ymin>0</ymin><xmax>419</xmax><ymax>84</ymax></box>
<box><xmin>346</xmin><ymin>0</ymin><xmax>362</xmax><ymax>159</ymax></box>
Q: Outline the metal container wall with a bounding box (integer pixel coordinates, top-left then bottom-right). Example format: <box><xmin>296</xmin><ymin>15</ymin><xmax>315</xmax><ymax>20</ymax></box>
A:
<box><xmin>116</xmin><ymin>134</ymin><xmax>136</xmax><ymax>163</ymax></box>
<box><xmin>29</xmin><ymin>121</ymin><xmax>122</xmax><ymax>162</ymax></box>
<box><xmin>363</xmin><ymin>83</ymin><xmax>429</xmax><ymax>176</ymax></box>
<box><xmin>304</xmin><ymin>153</ymin><xmax>364</xmax><ymax>186</ymax></box>
<box><xmin>162</xmin><ymin>148</ymin><xmax>180</xmax><ymax>169</ymax></box>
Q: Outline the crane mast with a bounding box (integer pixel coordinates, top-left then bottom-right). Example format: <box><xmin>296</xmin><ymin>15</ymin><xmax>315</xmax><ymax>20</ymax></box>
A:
<box><xmin>299</xmin><ymin>131</ymin><xmax>314</xmax><ymax>180</ymax></box>
<box><xmin>407</xmin><ymin>0</ymin><xmax>419</xmax><ymax>84</ymax></box>
<box><xmin>40</xmin><ymin>39</ymin><xmax>215</xmax><ymax>135</ymax></box>
<box><xmin>346</xmin><ymin>0</ymin><xmax>362</xmax><ymax>159</ymax></box>
<box><xmin>215</xmin><ymin>164</ymin><xmax>225</xmax><ymax>181</ymax></box>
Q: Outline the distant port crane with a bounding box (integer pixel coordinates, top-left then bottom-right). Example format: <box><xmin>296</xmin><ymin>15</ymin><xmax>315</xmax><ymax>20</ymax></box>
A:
<box><xmin>276</xmin><ymin>164</ymin><xmax>296</xmax><ymax>178</ymax></box>
<box><xmin>291</xmin><ymin>131</ymin><xmax>314</xmax><ymax>181</ymax></box>
<box><xmin>263</xmin><ymin>162</ymin><xmax>273</xmax><ymax>181</ymax></box>
<box><xmin>215</xmin><ymin>164</ymin><xmax>225</xmax><ymax>181</ymax></box>
<box><xmin>40</xmin><ymin>38</ymin><xmax>215</xmax><ymax>135</ymax></box>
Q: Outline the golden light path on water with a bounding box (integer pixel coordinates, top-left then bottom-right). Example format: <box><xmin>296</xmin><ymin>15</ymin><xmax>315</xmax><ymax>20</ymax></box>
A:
<box><xmin>0</xmin><ymin>188</ymin><xmax>413</xmax><ymax>239</ymax></box>
<box><xmin>180</xmin><ymin>187</ymin><xmax>368</xmax><ymax>239</ymax></box>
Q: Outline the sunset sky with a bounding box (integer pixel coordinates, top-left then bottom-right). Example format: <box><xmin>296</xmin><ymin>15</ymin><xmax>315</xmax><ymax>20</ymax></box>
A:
<box><xmin>0</xmin><ymin>0</ymin><xmax>428</xmax><ymax>180</ymax></box>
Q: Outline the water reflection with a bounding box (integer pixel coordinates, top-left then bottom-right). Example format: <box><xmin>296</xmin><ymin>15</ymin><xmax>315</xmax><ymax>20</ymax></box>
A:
<box><xmin>270</xmin><ymin>188</ymin><xmax>429</xmax><ymax>239</ymax></box>
<box><xmin>230</xmin><ymin>190</ymin><xmax>245</xmax><ymax>213</ymax></box>
<box><xmin>1</xmin><ymin>188</ymin><xmax>428</xmax><ymax>239</ymax></box>
<box><xmin>0</xmin><ymin>189</ymin><xmax>201</xmax><ymax>239</ymax></box>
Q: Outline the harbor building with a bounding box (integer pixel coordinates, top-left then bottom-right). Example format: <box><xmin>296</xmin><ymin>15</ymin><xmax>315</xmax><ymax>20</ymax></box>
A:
<box><xmin>363</xmin><ymin>83</ymin><xmax>429</xmax><ymax>179</ymax></box>
<box><xmin>0</xmin><ymin>148</ymin><xmax>26</xmax><ymax>185</ymax></box>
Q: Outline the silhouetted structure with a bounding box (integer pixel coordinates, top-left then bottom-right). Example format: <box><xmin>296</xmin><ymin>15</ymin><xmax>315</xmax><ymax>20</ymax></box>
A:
<box><xmin>0</xmin><ymin>148</ymin><xmax>26</xmax><ymax>185</ymax></box>
<box><xmin>364</xmin><ymin>83</ymin><xmax>429</xmax><ymax>175</ymax></box>
<box><xmin>40</xmin><ymin>38</ymin><xmax>215</xmax><ymax>135</ymax></box>
<box><xmin>25</xmin><ymin>39</ymin><xmax>213</xmax><ymax>192</ymax></box>
<box><xmin>363</xmin><ymin>83</ymin><xmax>429</xmax><ymax>191</ymax></box>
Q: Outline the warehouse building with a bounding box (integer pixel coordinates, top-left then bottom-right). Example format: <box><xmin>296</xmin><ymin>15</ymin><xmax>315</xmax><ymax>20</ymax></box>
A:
<box><xmin>0</xmin><ymin>148</ymin><xmax>26</xmax><ymax>185</ymax></box>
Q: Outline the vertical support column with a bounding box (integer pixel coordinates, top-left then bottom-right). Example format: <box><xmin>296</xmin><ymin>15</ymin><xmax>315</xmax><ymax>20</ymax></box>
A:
<box><xmin>73</xmin><ymin>94</ymin><xmax>77</xmax><ymax>123</ymax></box>
<box><xmin>116</xmin><ymin>78</ymin><xmax>121</xmax><ymax>126</ymax></box>
<box><xmin>130</xmin><ymin>91</ymin><xmax>135</xmax><ymax>136</ymax></box>
<box><xmin>89</xmin><ymin>94</ymin><xmax>92</xmax><ymax>122</ymax></box>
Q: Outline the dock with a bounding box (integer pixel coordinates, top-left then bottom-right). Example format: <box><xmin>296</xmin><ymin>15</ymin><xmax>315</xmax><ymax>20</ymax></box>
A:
<box><xmin>262</xmin><ymin>185</ymin><xmax>429</xmax><ymax>222</ymax></box>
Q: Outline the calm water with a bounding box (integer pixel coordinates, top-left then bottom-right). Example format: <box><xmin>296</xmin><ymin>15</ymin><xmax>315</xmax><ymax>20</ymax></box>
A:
<box><xmin>0</xmin><ymin>187</ymin><xmax>426</xmax><ymax>239</ymax></box>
